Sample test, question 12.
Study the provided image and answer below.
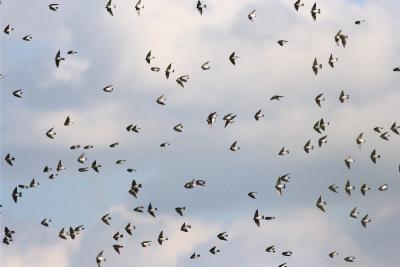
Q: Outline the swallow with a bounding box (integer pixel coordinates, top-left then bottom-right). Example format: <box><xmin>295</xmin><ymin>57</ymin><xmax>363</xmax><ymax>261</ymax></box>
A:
<box><xmin>158</xmin><ymin>231</ymin><xmax>168</xmax><ymax>245</ymax></box>
<box><xmin>339</xmin><ymin>90</ymin><xmax>350</xmax><ymax>103</ymax></box>
<box><xmin>344</xmin><ymin>256</ymin><xmax>355</xmax><ymax>262</ymax></box>
<box><xmin>92</xmin><ymin>161</ymin><xmax>102</xmax><ymax>173</ymax></box>
<box><xmin>41</xmin><ymin>218</ymin><xmax>52</xmax><ymax>227</ymax></box>
<box><xmin>165</xmin><ymin>63</ymin><xmax>175</xmax><ymax>79</ymax></box>
<box><xmin>315</xmin><ymin>93</ymin><xmax>325</xmax><ymax>107</ymax></box>
<box><xmin>360</xmin><ymin>183</ymin><xmax>370</xmax><ymax>196</ymax></box>
<box><xmin>141</xmin><ymin>241</ymin><xmax>151</xmax><ymax>247</ymax></box>
<box><xmin>12</xmin><ymin>187</ymin><xmax>22</xmax><ymax>203</ymax></box>
<box><xmin>5</xmin><ymin>153</ymin><xmax>15</xmax><ymax>166</ymax></box>
<box><xmin>328</xmin><ymin>54</ymin><xmax>339</xmax><ymax>68</ymax></box>
<box><xmin>355</xmin><ymin>20</ymin><xmax>366</xmax><ymax>25</ymax></box>
<box><xmin>113</xmin><ymin>232</ymin><xmax>123</xmax><ymax>241</ymax></box>
<box><xmin>344</xmin><ymin>156</ymin><xmax>354</xmax><ymax>169</ymax></box>
<box><xmin>173</xmin><ymin>123</ymin><xmax>184</xmax><ymax>132</ymax></box>
<box><xmin>294</xmin><ymin>0</ymin><xmax>304</xmax><ymax>11</ymax></box>
<box><xmin>370</xmin><ymin>149</ymin><xmax>380</xmax><ymax>164</ymax></box>
<box><xmin>55</xmin><ymin>50</ymin><xmax>65</xmax><ymax>68</ymax></box>
<box><xmin>217</xmin><ymin>232</ymin><xmax>229</xmax><ymax>241</ymax></box>
<box><xmin>46</xmin><ymin>127</ymin><xmax>56</xmax><ymax>139</ymax></box>
<box><xmin>207</xmin><ymin>112</ymin><xmax>218</xmax><ymax>126</ymax></box>
<box><xmin>176</xmin><ymin>75</ymin><xmax>189</xmax><ymax>88</ymax></box>
<box><xmin>277</xmin><ymin>40</ymin><xmax>288</xmax><ymax>46</ymax></box>
<box><xmin>316</xmin><ymin>196</ymin><xmax>327</xmax><ymax>212</ymax></box>
<box><xmin>103</xmin><ymin>85</ymin><xmax>114</xmax><ymax>92</ymax></box>
<box><xmin>361</xmin><ymin>215</ymin><xmax>371</xmax><ymax>228</ymax></box>
<box><xmin>201</xmin><ymin>61</ymin><xmax>210</xmax><ymax>70</ymax></box>
<box><xmin>113</xmin><ymin>244</ymin><xmax>123</xmax><ymax>254</ymax></box>
<box><xmin>134</xmin><ymin>206</ymin><xmax>144</xmax><ymax>213</ymax></box>
<box><xmin>350</xmin><ymin>207</ymin><xmax>360</xmax><ymax>219</ymax></box>
<box><xmin>345</xmin><ymin>180</ymin><xmax>355</xmax><ymax>196</ymax></box>
<box><xmin>254</xmin><ymin>109</ymin><xmax>264</xmax><ymax>121</ymax></box>
<box><xmin>209</xmin><ymin>246</ymin><xmax>220</xmax><ymax>255</ymax></box>
<box><xmin>248</xmin><ymin>10</ymin><xmax>256</xmax><ymax>21</ymax></box>
<box><xmin>328</xmin><ymin>184</ymin><xmax>339</xmax><ymax>193</ymax></box>
<box><xmin>101</xmin><ymin>213</ymin><xmax>111</xmax><ymax>226</ymax></box>
<box><xmin>329</xmin><ymin>251</ymin><xmax>339</xmax><ymax>258</ymax></box>
<box><xmin>378</xmin><ymin>183</ymin><xmax>388</xmax><ymax>191</ymax></box>
<box><xmin>175</xmin><ymin>207</ymin><xmax>186</xmax><ymax>216</ymax></box>
<box><xmin>125</xmin><ymin>223</ymin><xmax>135</xmax><ymax>235</ymax></box>
<box><xmin>270</xmin><ymin>95</ymin><xmax>284</xmax><ymax>101</ymax></box>
<box><xmin>311</xmin><ymin>3</ymin><xmax>321</xmax><ymax>21</ymax></box>
<box><xmin>318</xmin><ymin>135</ymin><xmax>328</xmax><ymax>147</ymax></box>
<box><xmin>304</xmin><ymin>140</ymin><xmax>314</xmax><ymax>153</ymax></box>
<box><xmin>59</xmin><ymin>227</ymin><xmax>67</xmax><ymax>239</ymax></box>
<box><xmin>380</xmin><ymin>131</ymin><xmax>390</xmax><ymax>141</ymax></box>
<box><xmin>312</xmin><ymin>58</ymin><xmax>322</xmax><ymax>75</ymax></box>
<box><xmin>230</xmin><ymin>141</ymin><xmax>240</xmax><ymax>151</ymax></box>
<box><xmin>135</xmin><ymin>0</ymin><xmax>144</xmax><ymax>15</ymax></box>
<box><xmin>248</xmin><ymin>192</ymin><xmax>257</xmax><ymax>199</ymax></box>
<box><xmin>147</xmin><ymin>203</ymin><xmax>157</xmax><ymax>217</ymax></box>
<box><xmin>180</xmin><ymin>222</ymin><xmax>191</xmax><ymax>232</ymax></box>
<box><xmin>266</xmin><ymin>245</ymin><xmax>276</xmax><ymax>253</ymax></box>
<box><xmin>105</xmin><ymin>0</ymin><xmax>116</xmax><ymax>16</ymax></box>
<box><xmin>96</xmin><ymin>251</ymin><xmax>106</xmax><ymax>266</ymax></box>
<box><xmin>49</xmin><ymin>4</ymin><xmax>59</xmax><ymax>11</ymax></box>
<box><xmin>196</xmin><ymin>1</ymin><xmax>206</xmax><ymax>15</ymax></box>
<box><xmin>22</xmin><ymin>34</ymin><xmax>32</xmax><ymax>41</ymax></box>
<box><xmin>190</xmin><ymin>253</ymin><xmax>200</xmax><ymax>259</ymax></box>
<box><xmin>229</xmin><ymin>52</ymin><xmax>239</xmax><ymax>65</ymax></box>
<box><xmin>4</xmin><ymin>24</ymin><xmax>14</xmax><ymax>34</ymax></box>
<box><xmin>156</xmin><ymin>95</ymin><xmax>166</xmax><ymax>105</ymax></box>
<box><xmin>335</xmin><ymin>30</ymin><xmax>348</xmax><ymax>47</ymax></box>
<box><xmin>391</xmin><ymin>122</ymin><xmax>400</xmax><ymax>135</ymax></box>
<box><xmin>145</xmin><ymin>50</ymin><xmax>155</xmax><ymax>64</ymax></box>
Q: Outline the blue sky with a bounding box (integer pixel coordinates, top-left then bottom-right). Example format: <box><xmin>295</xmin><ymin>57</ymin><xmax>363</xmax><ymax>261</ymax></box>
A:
<box><xmin>1</xmin><ymin>0</ymin><xmax>400</xmax><ymax>267</ymax></box>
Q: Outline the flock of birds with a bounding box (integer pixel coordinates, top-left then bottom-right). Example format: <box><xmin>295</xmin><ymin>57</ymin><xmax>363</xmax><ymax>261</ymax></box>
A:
<box><xmin>2</xmin><ymin>1</ymin><xmax>400</xmax><ymax>267</ymax></box>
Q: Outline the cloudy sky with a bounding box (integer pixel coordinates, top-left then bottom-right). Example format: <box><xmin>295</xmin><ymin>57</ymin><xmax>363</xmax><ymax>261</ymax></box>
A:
<box><xmin>1</xmin><ymin>0</ymin><xmax>400</xmax><ymax>266</ymax></box>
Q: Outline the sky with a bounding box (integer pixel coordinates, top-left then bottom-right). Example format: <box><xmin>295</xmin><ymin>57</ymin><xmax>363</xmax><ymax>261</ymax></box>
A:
<box><xmin>1</xmin><ymin>0</ymin><xmax>400</xmax><ymax>266</ymax></box>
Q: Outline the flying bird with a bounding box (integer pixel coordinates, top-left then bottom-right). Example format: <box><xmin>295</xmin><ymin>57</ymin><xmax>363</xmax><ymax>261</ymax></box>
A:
<box><xmin>196</xmin><ymin>1</ymin><xmax>206</xmax><ymax>15</ymax></box>
<box><xmin>135</xmin><ymin>0</ymin><xmax>144</xmax><ymax>15</ymax></box>
<box><xmin>311</xmin><ymin>3</ymin><xmax>321</xmax><ymax>21</ymax></box>
<box><xmin>55</xmin><ymin>50</ymin><xmax>65</xmax><ymax>68</ymax></box>
<box><xmin>105</xmin><ymin>0</ymin><xmax>116</xmax><ymax>16</ymax></box>
<box><xmin>248</xmin><ymin>10</ymin><xmax>257</xmax><ymax>21</ymax></box>
<box><xmin>312</xmin><ymin>58</ymin><xmax>322</xmax><ymax>75</ymax></box>
<box><xmin>229</xmin><ymin>52</ymin><xmax>239</xmax><ymax>65</ymax></box>
<box><xmin>335</xmin><ymin>30</ymin><xmax>348</xmax><ymax>47</ymax></box>
<box><xmin>294</xmin><ymin>0</ymin><xmax>304</xmax><ymax>11</ymax></box>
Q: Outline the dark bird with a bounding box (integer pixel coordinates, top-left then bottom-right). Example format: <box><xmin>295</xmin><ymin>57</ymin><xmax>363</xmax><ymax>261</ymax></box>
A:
<box><xmin>197</xmin><ymin>1</ymin><xmax>207</xmax><ymax>15</ymax></box>
<box><xmin>311</xmin><ymin>3</ymin><xmax>321</xmax><ymax>21</ymax></box>
<box><xmin>312</xmin><ymin>58</ymin><xmax>322</xmax><ymax>75</ymax></box>
<box><xmin>55</xmin><ymin>50</ymin><xmax>65</xmax><ymax>68</ymax></box>
<box><xmin>12</xmin><ymin>187</ymin><xmax>22</xmax><ymax>203</ymax></box>
<box><xmin>146</xmin><ymin>50</ymin><xmax>155</xmax><ymax>64</ymax></box>
<box><xmin>113</xmin><ymin>244</ymin><xmax>123</xmax><ymax>254</ymax></box>
<box><xmin>335</xmin><ymin>30</ymin><xmax>348</xmax><ymax>47</ymax></box>
<box><xmin>49</xmin><ymin>4</ymin><xmax>59</xmax><ymax>11</ymax></box>
<box><xmin>294</xmin><ymin>0</ymin><xmax>304</xmax><ymax>11</ymax></box>
<box><xmin>105</xmin><ymin>0</ymin><xmax>116</xmax><ymax>16</ymax></box>
<box><xmin>5</xmin><ymin>153</ymin><xmax>15</xmax><ymax>166</ymax></box>
<box><xmin>229</xmin><ymin>52</ymin><xmax>238</xmax><ymax>65</ymax></box>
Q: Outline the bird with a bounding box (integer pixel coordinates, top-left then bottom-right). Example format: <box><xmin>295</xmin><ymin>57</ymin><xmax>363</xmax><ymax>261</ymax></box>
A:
<box><xmin>29</xmin><ymin>178</ymin><xmax>40</xmax><ymax>188</ymax></box>
<box><xmin>329</xmin><ymin>251</ymin><xmax>339</xmax><ymax>258</ymax></box>
<box><xmin>5</xmin><ymin>153</ymin><xmax>15</xmax><ymax>166</ymax></box>
<box><xmin>4</xmin><ymin>24</ymin><xmax>14</xmax><ymax>34</ymax></box>
<box><xmin>279</xmin><ymin>147</ymin><xmax>290</xmax><ymax>156</ymax></box>
<box><xmin>196</xmin><ymin>1</ymin><xmax>206</xmax><ymax>15</ymax></box>
<box><xmin>360</xmin><ymin>183</ymin><xmax>371</xmax><ymax>196</ymax></box>
<box><xmin>350</xmin><ymin>207</ymin><xmax>360</xmax><ymax>219</ymax></box>
<box><xmin>145</xmin><ymin>50</ymin><xmax>155</xmax><ymax>64</ymax></box>
<box><xmin>248</xmin><ymin>10</ymin><xmax>257</xmax><ymax>21</ymax></box>
<box><xmin>207</xmin><ymin>112</ymin><xmax>218</xmax><ymax>126</ymax></box>
<box><xmin>175</xmin><ymin>207</ymin><xmax>186</xmax><ymax>216</ymax></box>
<box><xmin>176</xmin><ymin>75</ymin><xmax>189</xmax><ymax>88</ymax></box>
<box><xmin>311</xmin><ymin>3</ymin><xmax>321</xmax><ymax>21</ymax></box>
<box><xmin>230</xmin><ymin>141</ymin><xmax>240</xmax><ymax>151</ymax></box>
<box><xmin>328</xmin><ymin>54</ymin><xmax>339</xmax><ymax>68</ymax></box>
<box><xmin>391</xmin><ymin>122</ymin><xmax>400</xmax><ymax>135</ymax></box>
<box><xmin>328</xmin><ymin>184</ymin><xmax>339</xmax><ymax>193</ymax></box>
<box><xmin>380</xmin><ymin>131</ymin><xmax>390</xmax><ymax>141</ymax></box>
<box><xmin>345</xmin><ymin>180</ymin><xmax>355</xmax><ymax>196</ymax></box>
<box><xmin>105</xmin><ymin>0</ymin><xmax>116</xmax><ymax>16</ymax></box>
<box><xmin>58</xmin><ymin>228</ymin><xmax>67</xmax><ymax>239</ymax></box>
<box><xmin>67</xmin><ymin>50</ymin><xmax>78</xmax><ymax>55</ymax></box>
<box><xmin>109</xmin><ymin>142</ymin><xmax>119</xmax><ymax>148</ymax></box>
<box><xmin>165</xmin><ymin>63</ymin><xmax>175</xmax><ymax>79</ymax></box>
<box><xmin>151</xmin><ymin>67</ymin><xmax>160</xmax><ymax>73</ymax></box>
<box><xmin>275</xmin><ymin>178</ymin><xmax>286</xmax><ymax>197</ymax></box>
<box><xmin>394</xmin><ymin>67</ymin><xmax>400</xmax><ymax>72</ymax></box>
<box><xmin>316</xmin><ymin>196</ymin><xmax>327</xmax><ymax>212</ymax></box>
<box><xmin>113</xmin><ymin>232</ymin><xmax>123</xmax><ymax>241</ymax></box>
<box><xmin>147</xmin><ymin>203</ymin><xmax>157</xmax><ymax>217</ymax></box>
<box><xmin>156</xmin><ymin>95</ymin><xmax>166</xmax><ymax>105</ymax></box>
<box><xmin>141</xmin><ymin>241</ymin><xmax>151</xmax><ymax>247</ymax></box>
<box><xmin>370</xmin><ymin>149</ymin><xmax>381</xmax><ymax>164</ymax></box>
<box><xmin>345</xmin><ymin>156</ymin><xmax>355</xmax><ymax>170</ymax></box>
<box><xmin>64</xmin><ymin>116</ymin><xmax>73</xmax><ymax>126</ymax></box>
<box><xmin>344</xmin><ymin>256</ymin><xmax>356</xmax><ymax>262</ymax></box>
<box><xmin>378</xmin><ymin>183</ymin><xmax>389</xmax><ymax>191</ymax></box>
<box><xmin>158</xmin><ymin>231</ymin><xmax>168</xmax><ymax>245</ymax></box>
<box><xmin>270</xmin><ymin>95</ymin><xmax>284</xmax><ymax>101</ymax></box>
<box><xmin>12</xmin><ymin>187</ymin><xmax>22</xmax><ymax>203</ymax></box>
<box><xmin>180</xmin><ymin>223</ymin><xmax>191</xmax><ymax>232</ymax></box>
<box><xmin>223</xmin><ymin>113</ymin><xmax>237</xmax><ymax>128</ymax></box>
<box><xmin>135</xmin><ymin>0</ymin><xmax>144</xmax><ymax>15</ymax></box>
<box><xmin>355</xmin><ymin>20</ymin><xmax>366</xmax><ymax>25</ymax></box>
<box><xmin>266</xmin><ymin>245</ymin><xmax>276</xmax><ymax>253</ymax></box>
<box><xmin>92</xmin><ymin>161</ymin><xmax>102</xmax><ymax>173</ymax></box>
<box><xmin>173</xmin><ymin>123</ymin><xmax>184</xmax><ymax>132</ymax></box>
<box><xmin>253</xmin><ymin>209</ymin><xmax>271</xmax><ymax>227</ymax></box>
<box><xmin>361</xmin><ymin>215</ymin><xmax>371</xmax><ymax>228</ymax></box>
<box><xmin>125</xmin><ymin>223</ymin><xmax>135</xmax><ymax>235</ymax></box>
<box><xmin>77</xmin><ymin>153</ymin><xmax>87</xmax><ymax>164</ymax></box>
<box><xmin>248</xmin><ymin>192</ymin><xmax>257</xmax><ymax>199</ymax></box>
<box><xmin>126</xmin><ymin>124</ymin><xmax>141</xmax><ymax>133</ymax></box>
<box><xmin>373</xmin><ymin>126</ymin><xmax>384</xmax><ymax>133</ymax></box>
<box><xmin>304</xmin><ymin>140</ymin><xmax>314</xmax><ymax>154</ymax></box>
<box><xmin>70</xmin><ymin>145</ymin><xmax>80</xmax><ymax>150</ymax></box>
<box><xmin>134</xmin><ymin>206</ymin><xmax>144</xmax><ymax>213</ymax></box>
<box><xmin>56</xmin><ymin>160</ymin><xmax>65</xmax><ymax>172</ymax></box>
<box><xmin>335</xmin><ymin>30</ymin><xmax>348</xmax><ymax>47</ymax></box>
<box><xmin>229</xmin><ymin>52</ymin><xmax>239</xmax><ymax>65</ymax></box>
<box><xmin>22</xmin><ymin>34</ymin><xmax>32</xmax><ymax>41</ymax></box>
<box><xmin>356</xmin><ymin>132</ymin><xmax>366</xmax><ymax>149</ymax></box>
<box><xmin>190</xmin><ymin>253</ymin><xmax>200</xmax><ymax>259</ymax></box>
<box><xmin>315</xmin><ymin>93</ymin><xmax>325</xmax><ymax>107</ymax></box>
<box><xmin>103</xmin><ymin>85</ymin><xmax>114</xmax><ymax>92</ymax></box>
<box><xmin>101</xmin><ymin>213</ymin><xmax>111</xmax><ymax>226</ymax></box>
<box><xmin>45</xmin><ymin>127</ymin><xmax>56</xmax><ymax>139</ymax></box>
<box><xmin>339</xmin><ymin>90</ymin><xmax>350</xmax><ymax>103</ymax></box>
<box><xmin>96</xmin><ymin>251</ymin><xmax>106</xmax><ymax>267</ymax></box>
<box><xmin>55</xmin><ymin>50</ymin><xmax>65</xmax><ymax>68</ymax></box>
<box><xmin>209</xmin><ymin>246</ymin><xmax>220</xmax><ymax>255</ymax></box>
<box><xmin>160</xmin><ymin>142</ymin><xmax>170</xmax><ymax>148</ymax></box>
<box><xmin>49</xmin><ymin>4</ymin><xmax>59</xmax><ymax>11</ymax></box>
<box><xmin>312</xmin><ymin>58</ymin><xmax>322</xmax><ymax>75</ymax></box>
<box><xmin>254</xmin><ymin>109</ymin><xmax>264</xmax><ymax>121</ymax></box>
<box><xmin>277</xmin><ymin>40</ymin><xmax>288</xmax><ymax>46</ymax></box>
<box><xmin>113</xmin><ymin>244</ymin><xmax>123</xmax><ymax>254</ymax></box>
<box><xmin>294</xmin><ymin>0</ymin><xmax>304</xmax><ymax>11</ymax></box>
<box><xmin>129</xmin><ymin>179</ymin><xmax>142</xmax><ymax>198</ymax></box>
<box><xmin>282</xmin><ymin>251</ymin><xmax>293</xmax><ymax>257</ymax></box>
<box><xmin>217</xmin><ymin>232</ymin><xmax>229</xmax><ymax>241</ymax></box>
<box><xmin>318</xmin><ymin>135</ymin><xmax>328</xmax><ymax>147</ymax></box>
<box><xmin>41</xmin><ymin>218</ymin><xmax>52</xmax><ymax>227</ymax></box>
<box><xmin>201</xmin><ymin>61</ymin><xmax>210</xmax><ymax>70</ymax></box>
